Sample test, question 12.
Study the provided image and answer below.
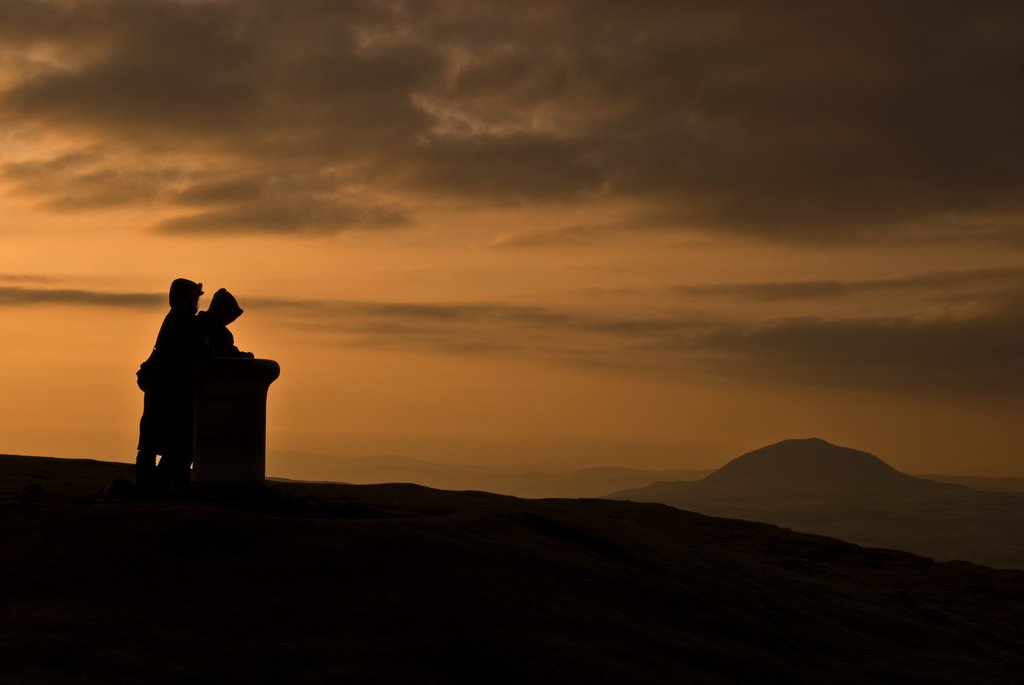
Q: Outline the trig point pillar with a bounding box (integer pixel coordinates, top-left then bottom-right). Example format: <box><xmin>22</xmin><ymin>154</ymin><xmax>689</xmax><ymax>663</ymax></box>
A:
<box><xmin>192</xmin><ymin>358</ymin><xmax>280</xmax><ymax>484</ymax></box>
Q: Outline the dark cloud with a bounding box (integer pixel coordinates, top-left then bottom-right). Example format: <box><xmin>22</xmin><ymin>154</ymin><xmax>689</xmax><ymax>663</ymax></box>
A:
<box><xmin>245</xmin><ymin>296</ymin><xmax>708</xmax><ymax>368</ymax></box>
<box><xmin>403</xmin><ymin>1</ymin><xmax>1024</xmax><ymax>243</ymax></box>
<box><xmin>155</xmin><ymin>198</ymin><xmax>409</xmax><ymax>235</ymax></box>
<box><xmin>172</xmin><ymin>178</ymin><xmax>265</xmax><ymax>206</ymax></box>
<box><xmin>0</xmin><ymin>284</ymin><xmax>693</xmax><ymax>340</ymax></box>
<box><xmin>250</xmin><ymin>282</ymin><xmax>1024</xmax><ymax>397</ymax></box>
<box><xmin>0</xmin><ymin>286</ymin><xmax>161</xmax><ymax>307</ymax></box>
<box><xmin>491</xmin><ymin>224</ymin><xmax>613</xmax><ymax>249</ymax></box>
<box><xmin>1</xmin><ymin>0</ymin><xmax>1022</xmax><ymax>242</ymax></box>
<box><xmin>686</xmin><ymin>305</ymin><xmax>1024</xmax><ymax>396</ymax></box>
<box><xmin>671</xmin><ymin>266</ymin><xmax>1024</xmax><ymax>301</ymax></box>
<box><xmin>258</xmin><ymin>289</ymin><xmax>1024</xmax><ymax>398</ymax></box>
<box><xmin>1</xmin><ymin>153</ymin><xmax>409</xmax><ymax>232</ymax></box>
<box><xmin>160</xmin><ymin>169</ymin><xmax>411</xmax><ymax>233</ymax></box>
<box><xmin>3</xmin><ymin>152</ymin><xmax>180</xmax><ymax>210</ymax></box>
<box><xmin>248</xmin><ymin>296</ymin><xmax>701</xmax><ymax>340</ymax></box>
<box><xmin>0</xmin><ymin>274</ymin><xmax>55</xmax><ymax>284</ymax></box>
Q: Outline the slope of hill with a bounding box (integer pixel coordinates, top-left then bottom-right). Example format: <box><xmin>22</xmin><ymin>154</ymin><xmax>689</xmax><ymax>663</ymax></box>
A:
<box><xmin>268</xmin><ymin>450</ymin><xmax>710</xmax><ymax>498</ymax></box>
<box><xmin>2</xmin><ymin>453</ymin><xmax>1024</xmax><ymax>684</ymax></box>
<box><xmin>916</xmin><ymin>473</ymin><xmax>1024</xmax><ymax>492</ymax></box>
<box><xmin>609</xmin><ymin>438</ymin><xmax>1024</xmax><ymax>569</ymax></box>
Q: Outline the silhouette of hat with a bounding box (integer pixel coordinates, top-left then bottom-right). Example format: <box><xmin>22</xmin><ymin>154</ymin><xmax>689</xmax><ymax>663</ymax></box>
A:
<box><xmin>169</xmin><ymin>278</ymin><xmax>203</xmax><ymax>306</ymax></box>
<box><xmin>209</xmin><ymin>288</ymin><xmax>243</xmax><ymax>320</ymax></box>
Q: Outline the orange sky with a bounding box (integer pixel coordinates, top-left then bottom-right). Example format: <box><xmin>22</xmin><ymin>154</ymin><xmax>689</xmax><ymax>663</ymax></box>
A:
<box><xmin>2</xmin><ymin>1</ymin><xmax>1023</xmax><ymax>476</ymax></box>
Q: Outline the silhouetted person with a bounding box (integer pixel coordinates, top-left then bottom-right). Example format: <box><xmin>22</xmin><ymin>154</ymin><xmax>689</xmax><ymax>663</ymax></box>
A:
<box><xmin>136</xmin><ymin>278</ymin><xmax>205</xmax><ymax>493</ymax></box>
<box><xmin>197</xmin><ymin>288</ymin><xmax>255</xmax><ymax>358</ymax></box>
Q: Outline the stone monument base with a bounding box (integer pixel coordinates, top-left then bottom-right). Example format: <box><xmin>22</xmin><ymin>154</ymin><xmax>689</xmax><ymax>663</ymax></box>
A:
<box><xmin>192</xmin><ymin>358</ymin><xmax>280</xmax><ymax>484</ymax></box>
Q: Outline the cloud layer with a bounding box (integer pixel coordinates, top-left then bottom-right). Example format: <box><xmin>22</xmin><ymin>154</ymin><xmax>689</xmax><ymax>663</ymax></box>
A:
<box><xmin>7</xmin><ymin>266</ymin><xmax>1022</xmax><ymax>398</ymax></box>
<box><xmin>2</xmin><ymin>0</ymin><xmax>1023</xmax><ymax>242</ymax></box>
<box><xmin>0</xmin><ymin>285</ymin><xmax>161</xmax><ymax>307</ymax></box>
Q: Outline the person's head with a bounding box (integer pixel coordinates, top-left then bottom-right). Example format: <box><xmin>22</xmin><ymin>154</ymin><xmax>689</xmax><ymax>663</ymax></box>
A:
<box><xmin>168</xmin><ymin>278</ymin><xmax>203</xmax><ymax>314</ymax></box>
<box><xmin>208</xmin><ymin>288</ymin><xmax>244</xmax><ymax>326</ymax></box>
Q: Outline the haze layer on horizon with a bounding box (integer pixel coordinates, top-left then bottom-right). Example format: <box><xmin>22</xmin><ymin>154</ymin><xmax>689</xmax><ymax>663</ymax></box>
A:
<box><xmin>2</xmin><ymin>1</ymin><xmax>1023</xmax><ymax>476</ymax></box>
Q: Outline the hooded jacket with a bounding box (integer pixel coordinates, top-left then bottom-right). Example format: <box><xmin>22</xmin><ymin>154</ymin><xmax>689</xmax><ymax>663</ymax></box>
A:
<box><xmin>197</xmin><ymin>288</ymin><xmax>250</xmax><ymax>357</ymax></box>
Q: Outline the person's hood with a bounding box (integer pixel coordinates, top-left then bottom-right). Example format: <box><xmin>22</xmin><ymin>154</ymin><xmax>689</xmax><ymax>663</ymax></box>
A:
<box><xmin>169</xmin><ymin>278</ymin><xmax>203</xmax><ymax>307</ymax></box>
<box><xmin>209</xmin><ymin>288</ymin><xmax>244</xmax><ymax>322</ymax></box>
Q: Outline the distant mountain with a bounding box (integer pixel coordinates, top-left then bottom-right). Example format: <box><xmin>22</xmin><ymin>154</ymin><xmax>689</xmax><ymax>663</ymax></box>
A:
<box><xmin>269</xmin><ymin>450</ymin><xmax>710</xmax><ymax>498</ymax></box>
<box><xmin>616</xmin><ymin>437</ymin><xmax>966</xmax><ymax>503</ymax></box>
<box><xmin>609</xmin><ymin>438</ymin><xmax>1024</xmax><ymax>569</ymax></box>
<box><xmin>2</xmin><ymin>453</ymin><xmax>1023</xmax><ymax>684</ymax></box>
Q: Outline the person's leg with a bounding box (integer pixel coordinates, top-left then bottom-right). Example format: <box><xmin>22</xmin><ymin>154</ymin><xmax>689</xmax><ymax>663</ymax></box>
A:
<box><xmin>173</xmin><ymin>451</ymin><xmax>192</xmax><ymax>489</ymax></box>
<box><xmin>156</xmin><ymin>450</ymin><xmax>191</xmax><ymax>491</ymax></box>
<box><xmin>136</xmin><ymin>450</ymin><xmax>156</xmax><ymax>493</ymax></box>
<box><xmin>154</xmin><ymin>453</ymin><xmax>178</xmax><ymax>493</ymax></box>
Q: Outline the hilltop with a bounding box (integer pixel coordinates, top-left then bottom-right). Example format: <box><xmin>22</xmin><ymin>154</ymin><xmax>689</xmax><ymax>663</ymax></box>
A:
<box><xmin>2</xmin><ymin>453</ymin><xmax>1023</xmax><ymax>683</ymax></box>
<box><xmin>610</xmin><ymin>438</ymin><xmax>1024</xmax><ymax>568</ymax></box>
<box><xmin>699</xmin><ymin>438</ymin><xmax>966</xmax><ymax>497</ymax></box>
<box><xmin>614</xmin><ymin>438</ymin><xmax>966</xmax><ymax>504</ymax></box>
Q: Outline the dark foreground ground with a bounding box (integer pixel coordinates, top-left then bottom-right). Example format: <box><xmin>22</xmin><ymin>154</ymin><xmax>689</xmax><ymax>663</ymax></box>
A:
<box><xmin>2</xmin><ymin>454</ymin><xmax>1023</xmax><ymax>684</ymax></box>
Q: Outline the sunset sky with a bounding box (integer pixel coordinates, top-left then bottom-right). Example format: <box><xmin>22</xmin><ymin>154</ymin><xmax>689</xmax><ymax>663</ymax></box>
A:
<box><xmin>2</xmin><ymin>0</ymin><xmax>1023</xmax><ymax>477</ymax></box>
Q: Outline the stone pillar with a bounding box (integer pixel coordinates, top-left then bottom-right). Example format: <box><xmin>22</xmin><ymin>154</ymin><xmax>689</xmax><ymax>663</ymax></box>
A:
<box><xmin>192</xmin><ymin>358</ymin><xmax>280</xmax><ymax>484</ymax></box>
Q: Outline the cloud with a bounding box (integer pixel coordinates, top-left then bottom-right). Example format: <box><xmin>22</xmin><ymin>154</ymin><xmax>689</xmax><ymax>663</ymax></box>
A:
<box><xmin>491</xmin><ymin>224</ymin><xmax>613</xmax><ymax>249</ymax></box>
<box><xmin>0</xmin><ymin>274</ymin><xmax>55</xmax><ymax>284</ymax></box>
<box><xmin>0</xmin><ymin>286</ymin><xmax>161</xmax><ymax>307</ymax></box>
<box><xmin>670</xmin><ymin>266</ymin><xmax>1024</xmax><ymax>301</ymax></box>
<box><xmin>172</xmin><ymin>177</ymin><xmax>265</xmax><ymax>206</ymax></box>
<box><xmin>248</xmin><ymin>296</ymin><xmax>702</xmax><ymax>339</ymax></box>
<box><xmin>2</xmin><ymin>152</ymin><xmax>410</xmax><ymax>233</ymax></box>
<box><xmin>3</xmin><ymin>276</ymin><xmax>1022</xmax><ymax>397</ymax></box>
<box><xmin>246</xmin><ymin>285</ymin><xmax>1024</xmax><ymax>398</ymax></box>
<box><xmin>155</xmin><ymin>199</ymin><xmax>409</xmax><ymax>235</ymax></box>
<box><xmin>238</xmin><ymin>283</ymin><xmax>1024</xmax><ymax>398</ymax></box>
<box><xmin>685</xmin><ymin>305</ymin><xmax>1024</xmax><ymax>396</ymax></box>
<box><xmin>2</xmin><ymin>151</ymin><xmax>180</xmax><ymax>210</ymax></box>
<box><xmin>1</xmin><ymin>1</ymin><xmax>1022</xmax><ymax>242</ymax></box>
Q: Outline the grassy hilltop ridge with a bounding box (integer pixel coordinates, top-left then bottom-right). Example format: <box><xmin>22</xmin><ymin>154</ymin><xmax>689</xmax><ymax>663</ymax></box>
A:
<box><xmin>2</xmin><ymin>454</ymin><xmax>1023</xmax><ymax>684</ymax></box>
